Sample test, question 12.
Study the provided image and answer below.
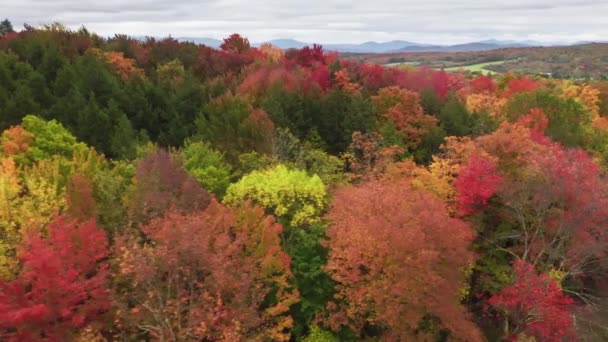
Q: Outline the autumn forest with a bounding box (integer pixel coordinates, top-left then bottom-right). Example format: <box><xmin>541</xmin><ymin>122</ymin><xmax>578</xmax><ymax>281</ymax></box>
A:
<box><xmin>1</xmin><ymin>20</ymin><xmax>608</xmax><ymax>341</ymax></box>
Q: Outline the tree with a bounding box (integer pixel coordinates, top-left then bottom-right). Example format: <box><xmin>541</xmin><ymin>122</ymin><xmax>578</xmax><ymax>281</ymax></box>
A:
<box><xmin>224</xmin><ymin>164</ymin><xmax>327</xmax><ymax>228</ymax></box>
<box><xmin>16</xmin><ymin>115</ymin><xmax>84</xmax><ymax>165</ymax></box>
<box><xmin>470</xmin><ymin>75</ymin><xmax>496</xmax><ymax>94</ymax></box>
<box><xmin>127</xmin><ymin>150</ymin><xmax>211</xmax><ymax>225</ymax></box>
<box><xmin>504</xmin><ymin>90</ymin><xmax>590</xmax><ymax>147</ymax></box>
<box><xmin>273</xmin><ymin>128</ymin><xmax>347</xmax><ymax>187</ymax></box>
<box><xmin>0</xmin><ymin>157</ymin><xmax>20</xmax><ymax>279</ymax></box>
<box><xmin>438</xmin><ymin>96</ymin><xmax>474</xmax><ymax>136</ymax></box>
<box><xmin>489</xmin><ymin>260</ymin><xmax>576</xmax><ymax>341</ymax></box>
<box><xmin>220</xmin><ymin>33</ymin><xmax>250</xmax><ymax>54</ymax></box>
<box><xmin>181</xmin><ymin>140</ymin><xmax>232</xmax><ymax>199</ymax></box>
<box><xmin>503</xmin><ymin>78</ymin><xmax>539</xmax><ymax>98</ymax></box>
<box><xmin>1</xmin><ymin>125</ymin><xmax>33</xmax><ymax>157</ymax></box>
<box><xmin>324</xmin><ymin>179</ymin><xmax>483</xmax><ymax>341</ymax></box>
<box><xmin>0</xmin><ymin>19</ymin><xmax>14</xmax><ymax>36</ymax></box>
<box><xmin>0</xmin><ymin>216</ymin><xmax>110</xmax><ymax>341</ymax></box>
<box><xmin>114</xmin><ymin>200</ymin><xmax>299</xmax><ymax>341</ymax></box>
<box><xmin>196</xmin><ymin>93</ymin><xmax>274</xmax><ymax>162</ymax></box>
<box><xmin>454</xmin><ymin>154</ymin><xmax>503</xmax><ymax>215</ymax></box>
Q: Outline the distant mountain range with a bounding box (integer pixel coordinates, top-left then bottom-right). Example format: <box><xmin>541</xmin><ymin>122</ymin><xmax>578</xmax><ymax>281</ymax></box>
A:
<box><xmin>174</xmin><ymin>37</ymin><xmax>591</xmax><ymax>53</ymax></box>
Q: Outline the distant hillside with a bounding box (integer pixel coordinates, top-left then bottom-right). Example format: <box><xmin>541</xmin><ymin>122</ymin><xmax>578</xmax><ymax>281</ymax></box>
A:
<box><xmin>344</xmin><ymin>43</ymin><xmax>608</xmax><ymax>79</ymax></box>
<box><xmin>171</xmin><ymin>37</ymin><xmax>577</xmax><ymax>53</ymax></box>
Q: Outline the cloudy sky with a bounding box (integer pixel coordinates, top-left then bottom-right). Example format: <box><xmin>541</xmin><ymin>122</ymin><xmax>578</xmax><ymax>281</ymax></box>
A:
<box><xmin>3</xmin><ymin>0</ymin><xmax>607</xmax><ymax>44</ymax></box>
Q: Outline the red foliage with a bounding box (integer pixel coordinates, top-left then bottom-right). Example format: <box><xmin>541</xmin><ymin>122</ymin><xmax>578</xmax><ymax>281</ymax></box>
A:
<box><xmin>238</xmin><ymin>65</ymin><xmax>300</xmax><ymax>97</ymax></box>
<box><xmin>0</xmin><ymin>32</ymin><xmax>19</xmax><ymax>49</ymax></box>
<box><xmin>474</xmin><ymin>123</ymin><xmax>608</xmax><ymax>278</ymax></box>
<box><xmin>0</xmin><ymin>216</ymin><xmax>110</xmax><ymax>341</ymax></box>
<box><xmin>129</xmin><ymin>150</ymin><xmax>211</xmax><ymax>225</ymax></box>
<box><xmin>356</xmin><ymin>63</ymin><xmax>386</xmax><ymax>90</ymax></box>
<box><xmin>325</xmin><ymin>179</ymin><xmax>482</xmax><ymax>341</ymax></box>
<box><xmin>306</xmin><ymin>64</ymin><xmax>331</xmax><ymax>91</ymax></box>
<box><xmin>526</xmin><ymin>143</ymin><xmax>608</xmax><ymax>270</ymax></box>
<box><xmin>115</xmin><ymin>200</ymin><xmax>298</xmax><ymax>340</ymax></box>
<box><xmin>470</xmin><ymin>75</ymin><xmax>496</xmax><ymax>94</ymax></box>
<box><xmin>517</xmin><ymin>108</ymin><xmax>549</xmax><ymax>142</ymax></box>
<box><xmin>289</xmin><ymin>44</ymin><xmax>326</xmax><ymax>67</ymax></box>
<box><xmin>220</xmin><ymin>33</ymin><xmax>250</xmax><ymax>54</ymax></box>
<box><xmin>503</xmin><ymin>77</ymin><xmax>539</xmax><ymax>98</ymax></box>
<box><xmin>489</xmin><ymin>260</ymin><xmax>576</xmax><ymax>341</ymax></box>
<box><xmin>454</xmin><ymin>154</ymin><xmax>503</xmax><ymax>215</ymax></box>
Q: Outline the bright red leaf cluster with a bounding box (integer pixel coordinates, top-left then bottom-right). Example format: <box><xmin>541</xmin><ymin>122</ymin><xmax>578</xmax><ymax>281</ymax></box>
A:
<box><xmin>0</xmin><ymin>216</ymin><xmax>110</xmax><ymax>341</ymax></box>
<box><xmin>454</xmin><ymin>154</ymin><xmax>503</xmax><ymax>215</ymax></box>
<box><xmin>489</xmin><ymin>260</ymin><xmax>576</xmax><ymax>342</ymax></box>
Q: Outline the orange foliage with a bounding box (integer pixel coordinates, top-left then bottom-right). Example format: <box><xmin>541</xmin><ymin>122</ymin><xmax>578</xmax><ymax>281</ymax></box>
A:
<box><xmin>343</xmin><ymin>131</ymin><xmax>404</xmax><ymax>181</ymax></box>
<box><xmin>466</xmin><ymin>93</ymin><xmax>507</xmax><ymax>118</ymax></box>
<box><xmin>372</xmin><ymin>86</ymin><xmax>421</xmax><ymax>116</ymax></box>
<box><xmin>324</xmin><ymin>179</ymin><xmax>482</xmax><ymax>341</ymax></box>
<box><xmin>91</xmin><ymin>48</ymin><xmax>143</xmax><ymax>79</ymax></box>
<box><xmin>333</xmin><ymin>69</ymin><xmax>361</xmax><ymax>94</ymax></box>
<box><xmin>386</xmin><ymin>105</ymin><xmax>438</xmax><ymax>149</ymax></box>
<box><xmin>562</xmin><ymin>83</ymin><xmax>601</xmax><ymax>119</ymax></box>
<box><xmin>1</xmin><ymin>126</ymin><xmax>33</xmax><ymax>156</ymax></box>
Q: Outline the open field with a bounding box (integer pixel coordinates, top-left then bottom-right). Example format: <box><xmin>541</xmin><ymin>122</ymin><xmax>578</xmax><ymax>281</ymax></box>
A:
<box><xmin>443</xmin><ymin>60</ymin><xmax>505</xmax><ymax>74</ymax></box>
<box><xmin>344</xmin><ymin>43</ymin><xmax>608</xmax><ymax>78</ymax></box>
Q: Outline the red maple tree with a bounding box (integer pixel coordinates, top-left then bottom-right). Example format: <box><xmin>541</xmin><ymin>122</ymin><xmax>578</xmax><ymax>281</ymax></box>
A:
<box><xmin>454</xmin><ymin>154</ymin><xmax>503</xmax><ymax>215</ymax></box>
<box><xmin>0</xmin><ymin>216</ymin><xmax>110</xmax><ymax>341</ymax></box>
<box><xmin>489</xmin><ymin>260</ymin><xmax>576</xmax><ymax>342</ymax></box>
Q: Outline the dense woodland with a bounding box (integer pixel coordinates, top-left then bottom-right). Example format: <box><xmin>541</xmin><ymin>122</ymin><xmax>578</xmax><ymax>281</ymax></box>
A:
<box><xmin>1</xmin><ymin>20</ymin><xmax>608</xmax><ymax>341</ymax></box>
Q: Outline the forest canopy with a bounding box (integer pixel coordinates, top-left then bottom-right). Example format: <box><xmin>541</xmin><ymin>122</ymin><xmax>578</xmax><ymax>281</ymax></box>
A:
<box><xmin>1</xmin><ymin>20</ymin><xmax>608</xmax><ymax>341</ymax></box>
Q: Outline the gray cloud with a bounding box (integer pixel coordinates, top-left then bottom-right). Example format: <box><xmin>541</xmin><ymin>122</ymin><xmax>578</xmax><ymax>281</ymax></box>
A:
<box><xmin>2</xmin><ymin>0</ymin><xmax>607</xmax><ymax>44</ymax></box>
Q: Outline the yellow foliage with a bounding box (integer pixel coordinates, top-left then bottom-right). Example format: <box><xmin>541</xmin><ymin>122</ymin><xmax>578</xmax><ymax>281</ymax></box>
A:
<box><xmin>259</xmin><ymin>43</ymin><xmax>284</xmax><ymax>63</ymax></box>
<box><xmin>0</xmin><ymin>157</ymin><xmax>21</xmax><ymax>279</ymax></box>
<box><xmin>0</xmin><ymin>156</ymin><xmax>70</xmax><ymax>278</ymax></box>
<box><xmin>224</xmin><ymin>164</ymin><xmax>327</xmax><ymax>227</ymax></box>
<box><xmin>466</xmin><ymin>93</ymin><xmax>507</xmax><ymax>118</ymax></box>
<box><xmin>548</xmin><ymin>268</ymin><xmax>567</xmax><ymax>289</ymax></box>
<box><xmin>562</xmin><ymin>83</ymin><xmax>601</xmax><ymax>119</ymax></box>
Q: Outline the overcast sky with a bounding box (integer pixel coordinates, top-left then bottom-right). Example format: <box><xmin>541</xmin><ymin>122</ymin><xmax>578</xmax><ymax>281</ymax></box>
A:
<box><xmin>3</xmin><ymin>0</ymin><xmax>607</xmax><ymax>44</ymax></box>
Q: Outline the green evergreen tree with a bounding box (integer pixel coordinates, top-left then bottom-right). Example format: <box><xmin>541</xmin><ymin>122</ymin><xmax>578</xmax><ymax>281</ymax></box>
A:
<box><xmin>0</xmin><ymin>19</ymin><xmax>14</xmax><ymax>36</ymax></box>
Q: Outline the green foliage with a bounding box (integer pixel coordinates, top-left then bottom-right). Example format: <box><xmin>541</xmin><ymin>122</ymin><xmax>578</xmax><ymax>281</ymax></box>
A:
<box><xmin>288</xmin><ymin>224</ymin><xmax>335</xmax><ymax>338</ymax></box>
<box><xmin>196</xmin><ymin>92</ymin><xmax>272</xmax><ymax>162</ymax></box>
<box><xmin>19</xmin><ymin>115</ymin><xmax>84</xmax><ymax>165</ymax></box>
<box><xmin>0</xmin><ymin>19</ymin><xmax>14</xmax><ymax>36</ymax></box>
<box><xmin>237</xmin><ymin>151</ymin><xmax>277</xmax><ymax>176</ymax></box>
<box><xmin>504</xmin><ymin>90</ymin><xmax>591</xmax><ymax>147</ymax></box>
<box><xmin>182</xmin><ymin>140</ymin><xmax>232</xmax><ymax>198</ymax></box>
<box><xmin>300</xmin><ymin>325</ymin><xmax>339</xmax><ymax>342</ymax></box>
<box><xmin>224</xmin><ymin>164</ymin><xmax>327</xmax><ymax>227</ymax></box>
<box><xmin>316</xmin><ymin>89</ymin><xmax>376</xmax><ymax>153</ymax></box>
<box><xmin>274</xmin><ymin>128</ymin><xmax>347</xmax><ymax>187</ymax></box>
<box><xmin>438</xmin><ymin>96</ymin><xmax>473</xmax><ymax>136</ymax></box>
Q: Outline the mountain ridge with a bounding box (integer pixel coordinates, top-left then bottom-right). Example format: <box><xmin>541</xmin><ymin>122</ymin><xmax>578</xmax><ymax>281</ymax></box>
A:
<box><xmin>172</xmin><ymin>36</ymin><xmax>589</xmax><ymax>53</ymax></box>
